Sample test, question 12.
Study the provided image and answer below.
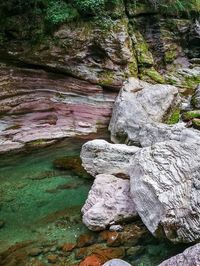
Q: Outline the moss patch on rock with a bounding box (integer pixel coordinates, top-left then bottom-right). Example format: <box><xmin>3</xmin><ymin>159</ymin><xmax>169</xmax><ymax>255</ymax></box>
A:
<box><xmin>167</xmin><ymin>109</ymin><xmax>180</xmax><ymax>124</ymax></box>
<box><xmin>139</xmin><ymin>67</ymin><xmax>165</xmax><ymax>84</ymax></box>
<box><xmin>182</xmin><ymin>110</ymin><xmax>200</xmax><ymax>121</ymax></box>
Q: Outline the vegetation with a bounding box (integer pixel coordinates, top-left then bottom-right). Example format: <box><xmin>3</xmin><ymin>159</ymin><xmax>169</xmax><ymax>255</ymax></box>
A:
<box><xmin>148</xmin><ymin>0</ymin><xmax>200</xmax><ymax>14</ymax></box>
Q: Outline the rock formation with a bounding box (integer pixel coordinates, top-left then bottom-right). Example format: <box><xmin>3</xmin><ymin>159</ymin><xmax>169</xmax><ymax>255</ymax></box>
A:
<box><xmin>81</xmin><ymin>139</ymin><xmax>140</xmax><ymax>177</ymax></box>
<box><xmin>109</xmin><ymin>77</ymin><xmax>179</xmax><ymax>145</ymax></box>
<box><xmin>0</xmin><ymin>65</ymin><xmax>116</xmax><ymax>153</ymax></box>
<box><xmin>103</xmin><ymin>259</ymin><xmax>132</xmax><ymax>266</ymax></box>
<box><xmin>158</xmin><ymin>244</ymin><xmax>200</xmax><ymax>266</ymax></box>
<box><xmin>129</xmin><ymin>140</ymin><xmax>200</xmax><ymax>243</ymax></box>
<box><xmin>82</xmin><ymin>174</ymin><xmax>137</xmax><ymax>231</ymax></box>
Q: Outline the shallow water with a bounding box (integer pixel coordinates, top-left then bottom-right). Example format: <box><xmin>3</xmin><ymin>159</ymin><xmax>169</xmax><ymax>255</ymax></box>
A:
<box><xmin>0</xmin><ymin>133</ymin><xmax>189</xmax><ymax>265</ymax></box>
<box><xmin>0</xmin><ymin>135</ymin><xmax>100</xmax><ymax>252</ymax></box>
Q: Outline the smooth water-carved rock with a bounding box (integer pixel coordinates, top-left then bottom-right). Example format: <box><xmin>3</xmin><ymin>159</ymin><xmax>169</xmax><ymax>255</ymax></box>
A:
<box><xmin>103</xmin><ymin>259</ymin><xmax>132</xmax><ymax>266</ymax></box>
<box><xmin>158</xmin><ymin>244</ymin><xmax>200</xmax><ymax>266</ymax></box>
<box><xmin>82</xmin><ymin>174</ymin><xmax>137</xmax><ymax>231</ymax></box>
<box><xmin>81</xmin><ymin>139</ymin><xmax>140</xmax><ymax>177</ymax></box>
<box><xmin>138</xmin><ymin>123</ymin><xmax>200</xmax><ymax>147</ymax></box>
<box><xmin>130</xmin><ymin>140</ymin><xmax>200</xmax><ymax>243</ymax></box>
<box><xmin>109</xmin><ymin>77</ymin><xmax>179</xmax><ymax>145</ymax></box>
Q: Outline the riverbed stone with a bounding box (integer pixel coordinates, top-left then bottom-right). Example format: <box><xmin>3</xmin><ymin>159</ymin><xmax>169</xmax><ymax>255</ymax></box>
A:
<box><xmin>103</xmin><ymin>259</ymin><xmax>132</xmax><ymax>266</ymax></box>
<box><xmin>158</xmin><ymin>243</ymin><xmax>200</xmax><ymax>266</ymax></box>
<box><xmin>129</xmin><ymin>140</ymin><xmax>200</xmax><ymax>243</ymax></box>
<box><xmin>81</xmin><ymin>139</ymin><xmax>140</xmax><ymax>177</ymax></box>
<box><xmin>82</xmin><ymin>174</ymin><xmax>137</xmax><ymax>231</ymax></box>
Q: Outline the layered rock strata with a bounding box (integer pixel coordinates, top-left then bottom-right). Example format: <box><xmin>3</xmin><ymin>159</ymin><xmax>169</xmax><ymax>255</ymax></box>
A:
<box><xmin>0</xmin><ymin>65</ymin><xmax>117</xmax><ymax>153</ymax></box>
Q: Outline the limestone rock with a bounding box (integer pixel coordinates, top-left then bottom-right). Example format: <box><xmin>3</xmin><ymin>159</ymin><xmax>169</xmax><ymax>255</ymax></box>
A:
<box><xmin>109</xmin><ymin>77</ymin><xmax>179</xmax><ymax>145</ymax></box>
<box><xmin>192</xmin><ymin>84</ymin><xmax>200</xmax><ymax>108</ymax></box>
<box><xmin>158</xmin><ymin>244</ymin><xmax>200</xmax><ymax>266</ymax></box>
<box><xmin>81</xmin><ymin>139</ymin><xmax>140</xmax><ymax>177</ymax></box>
<box><xmin>129</xmin><ymin>140</ymin><xmax>200</xmax><ymax>243</ymax></box>
<box><xmin>138</xmin><ymin>123</ymin><xmax>200</xmax><ymax>147</ymax></box>
<box><xmin>103</xmin><ymin>259</ymin><xmax>132</xmax><ymax>266</ymax></box>
<box><xmin>82</xmin><ymin>174</ymin><xmax>137</xmax><ymax>231</ymax></box>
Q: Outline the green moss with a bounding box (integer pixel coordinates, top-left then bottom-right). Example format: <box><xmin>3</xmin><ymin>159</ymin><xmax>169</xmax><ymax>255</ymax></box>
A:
<box><xmin>99</xmin><ymin>71</ymin><xmax>116</xmax><ymax>86</ymax></box>
<box><xmin>182</xmin><ymin>75</ymin><xmax>200</xmax><ymax>89</ymax></box>
<box><xmin>182</xmin><ymin>110</ymin><xmax>200</xmax><ymax>121</ymax></box>
<box><xmin>167</xmin><ymin>109</ymin><xmax>180</xmax><ymax>124</ymax></box>
<box><xmin>128</xmin><ymin>58</ymin><xmax>138</xmax><ymax>77</ymax></box>
<box><xmin>134</xmin><ymin>32</ymin><xmax>154</xmax><ymax>67</ymax></box>
<box><xmin>164</xmin><ymin>49</ymin><xmax>178</xmax><ymax>64</ymax></box>
<box><xmin>139</xmin><ymin>68</ymin><xmax>165</xmax><ymax>84</ymax></box>
<box><xmin>192</xmin><ymin>118</ymin><xmax>200</xmax><ymax>130</ymax></box>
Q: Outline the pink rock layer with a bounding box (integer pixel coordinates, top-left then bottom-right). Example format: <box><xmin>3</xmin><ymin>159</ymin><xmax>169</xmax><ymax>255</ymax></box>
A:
<box><xmin>0</xmin><ymin>65</ymin><xmax>117</xmax><ymax>153</ymax></box>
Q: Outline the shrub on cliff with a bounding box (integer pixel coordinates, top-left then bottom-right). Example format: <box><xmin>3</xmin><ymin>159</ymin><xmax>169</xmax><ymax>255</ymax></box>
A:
<box><xmin>74</xmin><ymin>0</ymin><xmax>105</xmax><ymax>16</ymax></box>
<box><xmin>45</xmin><ymin>0</ymin><xmax>78</xmax><ymax>24</ymax></box>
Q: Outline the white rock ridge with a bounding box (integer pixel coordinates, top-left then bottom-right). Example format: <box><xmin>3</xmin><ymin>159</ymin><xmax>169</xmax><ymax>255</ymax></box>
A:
<box><xmin>129</xmin><ymin>140</ymin><xmax>200</xmax><ymax>243</ymax></box>
<box><xmin>82</xmin><ymin>174</ymin><xmax>137</xmax><ymax>231</ymax></box>
<box><xmin>81</xmin><ymin>139</ymin><xmax>140</xmax><ymax>178</ymax></box>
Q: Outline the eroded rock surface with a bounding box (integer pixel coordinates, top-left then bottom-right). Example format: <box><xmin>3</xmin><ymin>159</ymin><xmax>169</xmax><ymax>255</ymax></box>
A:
<box><xmin>129</xmin><ymin>140</ymin><xmax>200</xmax><ymax>243</ymax></box>
<box><xmin>158</xmin><ymin>244</ymin><xmax>200</xmax><ymax>266</ymax></box>
<box><xmin>103</xmin><ymin>259</ymin><xmax>132</xmax><ymax>266</ymax></box>
<box><xmin>81</xmin><ymin>139</ymin><xmax>140</xmax><ymax>177</ymax></box>
<box><xmin>82</xmin><ymin>174</ymin><xmax>137</xmax><ymax>231</ymax></box>
<box><xmin>109</xmin><ymin>77</ymin><xmax>179</xmax><ymax>145</ymax></box>
<box><xmin>0</xmin><ymin>65</ymin><xmax>117</xmax><ymax>153</ymax></box>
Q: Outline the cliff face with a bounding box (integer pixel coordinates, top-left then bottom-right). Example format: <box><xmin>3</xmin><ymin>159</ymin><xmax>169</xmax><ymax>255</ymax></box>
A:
<box><xmin>0</xmin><ymin>1</ymin><xmax>199</xmax><ymax>152</ymax></box>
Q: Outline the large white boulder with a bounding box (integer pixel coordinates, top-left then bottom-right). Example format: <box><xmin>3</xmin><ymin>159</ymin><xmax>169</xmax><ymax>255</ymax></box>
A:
<box><xmin>109</xmin><ymin>77</ymin><xmax>179</xmax><ymax>145</ymax></box>
<box><xmin>129</xmin><ymin>140</ymin><xmax>200</xmax><ymax>243</ymax></box>
<box><xmin>82</xmin><ymin>174</ymin><xmax>137</xmax><ymax>231</ymax></box>
<box><xmin>81</xmin><ymin>139</ymin><xmax>140</xmax><ymax>178</ymax></box>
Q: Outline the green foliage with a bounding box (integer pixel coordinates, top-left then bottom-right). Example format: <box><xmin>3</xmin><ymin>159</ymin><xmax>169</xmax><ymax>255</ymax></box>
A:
<box><xmin>74</xmin><ymin>0</ymin><xmax>105</xmax><ymax>16</ymax></box>
<box><xmin>167</xmin><ymin>109</ymin><xmax>180</xmax><ymax>124</ymax></box>
<box><xmin>46</xmin><ymin>0</ymin><xmax>78</xmax><ymax>24</ymax></box>
<box><xmin>147</xmin><ymin>0</ymin><xmax>200</xmax><ymax>14</ymax></box>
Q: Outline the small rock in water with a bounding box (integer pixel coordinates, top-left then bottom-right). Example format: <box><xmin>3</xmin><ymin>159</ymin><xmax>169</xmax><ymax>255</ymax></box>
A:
<box><xmin>103</xmin><ymin>259</ymin><xmax>132</xmax><ymax>266</ymax></box>
<box><xmin>0</xmin><ymin>220</ymin><xmax>5</xmax><ymax>229</ymax></box>
<box><xmin>28</xmin><ymin>247</ymin><xmax>43</xmax><ymax>257</ymax></box>
<box><xmin>109</xmin><ymin>225</ymin><xmax>123</xmax><ymax>232</ymax></box>
<box><xmin>62</xmin><ymin>243</ymin><xmax>76</xmax><ymax>252</ymax></box>
<box><xmin>79</xmin><ymin>255</ymin><xmax>102</xmax><ymax>266</ymax></box>
<box><xmin>47</xmin><ymin>254</ymin><xmax>58</xmax><ymax>264</ymax></box>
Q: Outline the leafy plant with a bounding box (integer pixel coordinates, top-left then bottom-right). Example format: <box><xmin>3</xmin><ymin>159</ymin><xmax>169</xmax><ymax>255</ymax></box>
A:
<box><xmin>46</xmin><ymin>0</ymin><xmax>78</xmax><ymax>24</ymax></box>
<box><xmin>74</xmin><ymin>0</ymin><xmax>105</xmax><ymax>16</ymax></box>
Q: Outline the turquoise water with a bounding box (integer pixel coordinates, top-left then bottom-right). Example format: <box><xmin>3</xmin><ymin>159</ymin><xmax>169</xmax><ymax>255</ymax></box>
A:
<box><xmin>0</xmin><ymin>134</ymin><xmax>189</xmax><ymax>265</ymax></box>
<box><xmin>0</xmin><ymin>136</ymin><xmax>97</xmax><ymax>252</ymax></box>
